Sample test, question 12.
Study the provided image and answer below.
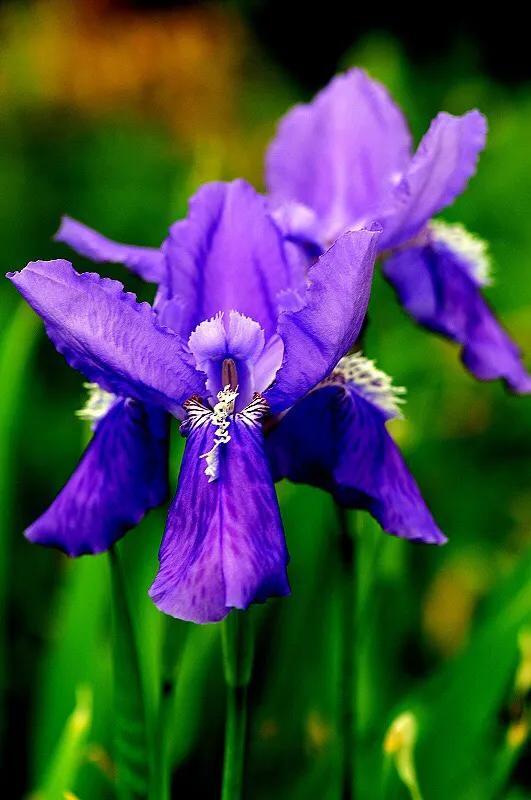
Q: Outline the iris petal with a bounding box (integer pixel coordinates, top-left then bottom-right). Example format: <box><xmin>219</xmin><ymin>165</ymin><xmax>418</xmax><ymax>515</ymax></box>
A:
<box><xmin>265</xmin><ymin>226</ymin><xmax>380</xmax><ymax>413</ymax></box>
<box><xmin>266</xmin><ymin>68</ymin><xmax>412</xmax><ymax>242</ymax></box>
<box><xmin>26</xmin><ymin>400</ymin><xmax>169</xmax><ymax>556</ymax></box>
<box><xmin>149</xmin><ymin>406</ymin><xmax>290</xmax><ymax>623</ymax></box>
<box><xmin>266</xmin><ymin>383</ymin><xmax>445</xmax><ymax>545</ymax></box>
<box><xmin>55</xmin><ymin>216</ymin><xmax>165</xmax><ymax>283</ymax></box>
<box><xmin>383</xmin><ymin>242</ymin><xmax>531</xmax><ymax>394</ymax></box>
<box><xmin>163</xmin><ymin>180</ymin><xmax>294</xmax><ymax>339</ymax></box>
<box><xmin>380</xmin><ymin>111</ymin><xmax>487</xmax><ymax>249</ymax></box>
<box><xmin>7</xmin><ymin>260</ymin><xmax>205</xmax><ymax>414</ymax></box>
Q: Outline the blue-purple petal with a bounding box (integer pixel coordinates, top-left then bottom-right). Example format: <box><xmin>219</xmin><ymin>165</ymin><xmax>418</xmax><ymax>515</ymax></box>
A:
<box><xmin>163</xmin><ymin>180</ymin><xmax>294</xmax><ymax>339</ymax></box>
<box><xmin>265</xmin><ymin>226</ymin><xmax>380</xmax><ymax>413</ymax></box>
<box><xmin>383</xmin><ymin>242</ymin><xmax>531</xmax><ymax>393</ymax></box>
<box><xmin>149</xmin><ymin>411</ymin><xmax>290</xmax><ymax>623</ymax></box>
<box><xmin>55</xmin><ymin>216</ymin><xmax>165</xmax><ymax>283</ymax></box>
<box><xmin>7</xmin><ymin>260</ymin><xmax>206</xmax><ymax>414</ymax></box>
<box><xmin>266</xmin><ymin>384</ymin><xmax>445</xmax><ymax>544</ymax></box>
<box><xmin>266</xmin><ymin>68</ymin><xmax>412</xmax><ymax>243</ymax></box>
<box><xmin>380</xmin><ymin>111</ymin><xmax>487</xmax><ymax>249</ymax></box>
<box><xmin>26</xmin><ymin>400</ymin><xmax>169</xmax><ymax>556</ymax></box>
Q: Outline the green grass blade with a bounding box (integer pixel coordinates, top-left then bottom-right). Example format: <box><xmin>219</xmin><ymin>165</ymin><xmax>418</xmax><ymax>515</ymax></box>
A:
<box><xmin>31</xmin><ymin>556</ymin><xmax>110</xmax><ymax>786</ymax></box>
<box><xmin>109</xmin><ymin>547</ymin><xmax>151</xmax><ymax>800</ymax></box>
<box><xmin>0</xmin><ymin>302</ymin><xmax>41</xmax><ymax>736</ymax></box>
<box><xmin>31</xmin><ymin>685</ymin><xmax>93</xmax><ymax>800</ymax></box>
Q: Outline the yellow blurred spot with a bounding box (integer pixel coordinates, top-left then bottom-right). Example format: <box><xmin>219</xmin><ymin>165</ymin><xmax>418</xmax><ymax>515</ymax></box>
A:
<box><xmin>64</xmin><ymin>792</ymin><xmax>80</xmax><ymax>800</ymax></box>
<box><xmin>306</xmin><ymin>711</ymin><xmax>333</xmax><ymax>753</ymax></box>
<box><xmin>507</xmin><ymin>719</ymin><xmax>528</xmax><ymax>750</ymax></box>
<box><xmin>515</xmin><ymin>628</ymin><xmax>531</xmax><ymax>695</ymax></box>
<box><xmin>387</xmin><ymin>416</ymin><xmax>412</xmax><ymax>447</ymax></box>
<box><xmin>383</xmin><ymin>712</ymin><xmax>423</xmax><ymax>800</ymax></box>
<box><xmin>69</xmin><ymin>686</ymin><xmax>92</xmax><ymax>736</ymax></box>
<box><xmin>422</xmin><ymin>555</ymin><xmax>491</xmax><ymax>657</ymax></box>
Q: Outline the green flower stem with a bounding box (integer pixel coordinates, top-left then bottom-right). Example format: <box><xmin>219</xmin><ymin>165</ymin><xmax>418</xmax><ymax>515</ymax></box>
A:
<box><xmin>337</xmin><ymin>504</ymin><xmax>357</xmax><ymax>800</ymax></box>
<box><xmin>109</xmin><ymin>546</ymin><xmax>151</xmax><ymax>800</ymax></box>
<box><xmin>221</xmin><ymin>611</ymin><xmax>255</xmax><ymax>800</ymax></box>
<box><xmin>155</xmin><ymin>617</ymin><xmax>187</xmax><ymax>800</ymax></box>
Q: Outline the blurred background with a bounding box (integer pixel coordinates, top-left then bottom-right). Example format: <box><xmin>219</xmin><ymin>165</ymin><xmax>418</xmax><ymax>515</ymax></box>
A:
<box><xmin>0</xmin><ymin>1</ymin><xmax>530</xmax><ymax>798</ymax></box>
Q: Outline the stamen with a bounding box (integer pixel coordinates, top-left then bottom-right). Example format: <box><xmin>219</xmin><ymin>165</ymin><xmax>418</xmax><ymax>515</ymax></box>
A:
<box><xmin>431</xmin><ymin>220</ymin><xmax>492</xmax><ymax>286</ymax></box>
<box><xmin>76</xmin><ymin>382</ymin><xmax>116</xmax><ymax>428</ymax></box>
<box><xmin>221</xmin><ymin>357</ymin><xmax>238</xmax><ymax>391</ymax></box>
<box><xmin>332</xmin><ymin>352</ymin><xmax>406</xmax><ymax>419</ymax></box>
<box><xmin>200</xmin><ymin>384</ymin><xmax>239</xmax><ymax>482</ymax></box>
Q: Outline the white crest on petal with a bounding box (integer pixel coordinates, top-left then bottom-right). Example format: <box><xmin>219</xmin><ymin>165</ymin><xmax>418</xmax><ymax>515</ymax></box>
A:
<box><xmin>431</xmin><ymin>220</ymin><xmax>492</xmax><ymax>286</ymax></box>
<box><xmin>184</xmin><ymin>388</ymin><xmax>269</xmax><ymax>483</ymax></box>
<box><xmin>332</xmin><ymin>352</ymin><xmax>406</xmax><ymax>419</ymax></box>
<box><xmin>199</xmin><ymin>385</ymin><xmax>239</xmax><ymax>483</ymax></box>
<box><xmin>76</xmin><ymin>382</ymin><xmax>116</xmax><ymax>428</ymax></box>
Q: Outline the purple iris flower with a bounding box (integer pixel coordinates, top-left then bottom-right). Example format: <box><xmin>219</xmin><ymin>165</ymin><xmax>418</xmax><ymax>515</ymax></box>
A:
<box><xmin>10</xmin><ymin>179</ymin><xmax>446</xmax><ymax>623</ymax></box>
<box><xmin>266</xmin><ymin>68</ymin><xmax>531</xmax><ymax>394</ymax></box>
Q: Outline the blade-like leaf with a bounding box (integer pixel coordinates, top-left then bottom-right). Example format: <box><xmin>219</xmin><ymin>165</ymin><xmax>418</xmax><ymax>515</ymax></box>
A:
<box><xmin>0</xmin><ymin>302</ymin><xmax>41</xmax><ymax>736</ymax></box>
<box><xmin>32</xmin><ymin>685</ymin><xmax>93</xmax><ymax>800</ymax></box>
<box><xmin>109</xmin><ymin>547</ymin><xmax>151</xmax><ymax>800</ymax></box>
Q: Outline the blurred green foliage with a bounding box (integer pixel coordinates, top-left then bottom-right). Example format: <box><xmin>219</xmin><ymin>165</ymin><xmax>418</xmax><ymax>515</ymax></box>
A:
<box><xmin>0</xmin><ymin>5</ymin><xmax>529</xmax><ymax>799</ymax></box>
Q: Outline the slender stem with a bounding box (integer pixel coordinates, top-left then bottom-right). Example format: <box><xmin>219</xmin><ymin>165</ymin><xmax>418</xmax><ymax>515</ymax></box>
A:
<box><xmin>156</xmin><ymin>618</ymin><xmax>187</xmax><ymax>800</ymax></box>
<box><xmin>222</xmin><ymin>683</ymin><xmax>248</xmax><ymax>800</ymax></box>
<box><xmin>221</xmin><ymin>611</ymin><xmax>255</xmax><ymax>800</ymax></box>
<box><xmin>336</xmin><ymin>504</ymin><xmax>357</xmax><ymax>800</ymax></box>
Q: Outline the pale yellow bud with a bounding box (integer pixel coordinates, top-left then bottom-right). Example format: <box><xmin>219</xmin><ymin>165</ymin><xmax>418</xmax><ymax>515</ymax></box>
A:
<box><xmin>384</xmin><ymin>711</ymin><xmax>423</xmax><ymax>800</ymax></box>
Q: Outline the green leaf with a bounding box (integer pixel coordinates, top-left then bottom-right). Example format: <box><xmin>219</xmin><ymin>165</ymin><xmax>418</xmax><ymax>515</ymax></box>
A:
<box><xmin>109</xmin><ymin>547</ymin><xmax>151</xmax><ymax>800</ymax></box>
<box><xmin>388</xmin><ymin>552</ymin><xmax>531</xmax><ymax>800</ymax></box>
<box><xmin>0</xmin><ymin>302</ymin><xmax>41</xmax><ymax>733</ymax></box>
<box><xmin>31</xmin><ymin>685</ymin><xmax>93</xmax><ymax>800</ymax></box>
<box><xmin>31</xmin><ymin>556</ymin><xmax>110</xmax><ymax>787</ymax></box>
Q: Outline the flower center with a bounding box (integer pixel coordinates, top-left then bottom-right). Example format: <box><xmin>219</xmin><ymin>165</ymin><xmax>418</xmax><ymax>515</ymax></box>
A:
<box><xmin>200</xmin><ymin>384</ymin><xmax>239</xmax><ymax>482</ymax></box>
<box><xmin>187</xmin><ymin>310</ymin><xmax>283</xmax><ymax>410</ymax></box>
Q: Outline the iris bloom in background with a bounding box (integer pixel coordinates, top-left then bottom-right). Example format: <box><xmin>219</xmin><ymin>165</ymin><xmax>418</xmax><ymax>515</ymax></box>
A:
<box><xmin>10</xmin><ymin>180</ymin><xmax>444</xmax><ymax>624</ymax></box>
<box><xmin>267</xmin><ymin>68</ymin><xmax>531</xmax><ymax>393</ymax></box>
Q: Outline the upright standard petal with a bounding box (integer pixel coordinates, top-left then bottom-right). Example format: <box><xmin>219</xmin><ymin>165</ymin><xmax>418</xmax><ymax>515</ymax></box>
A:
<box><xmin>265</xmin><ymin>226</ymin><xmax>380</xmax><ymax>413</ymax></box>
<box><xmin>7</xmin><ymin>260</ymin><xmax>206</xmax><ymax>414</ymax></box>
<box><xmin>26</xmin><ymin>400</ymin><xmax>169</xmax><ymax>556</ymax></box>
<box><xmin>383</xmin><ymin>242</ymin><xmax>531</xmax><ymax>394</ymax></box>
<box><xmin>380</xmin><ymin>111</ymin><xmax>487</xmax><ymax>249</ymax></box>
<box><xmin>163</xmin><ymin>180</ymin><xmax>294</xmax><ymax>339</ymax></box>
<box><xmin>187</xmin><ymin>311</ymin><xmax>283</xmax><ymax>407</ymax></box>
<box><xmin>56</xmin><ymin>216</ymin><xmax>165</xmax><ymax>283</ymax></box>
<box><xmin>266</xmin><ymin>384</ymin><xmax>445</xmax><ymax>544</ymax></box>
<box><xmin>149</xmin><ymin>400</ymin><xmax>290</xmax><ymax>623</ymax></box>
<box><xmin>266</xmin><ymin>69</ymin><xmax>412</xmax><ymax>242</ymax></box>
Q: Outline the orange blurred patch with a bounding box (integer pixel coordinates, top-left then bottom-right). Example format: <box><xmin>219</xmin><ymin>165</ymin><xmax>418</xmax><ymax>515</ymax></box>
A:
<box><xmin>0</xmin><ymin>0</ymin><xmax>245</xmax><ymax>147</ymax></box>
